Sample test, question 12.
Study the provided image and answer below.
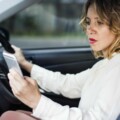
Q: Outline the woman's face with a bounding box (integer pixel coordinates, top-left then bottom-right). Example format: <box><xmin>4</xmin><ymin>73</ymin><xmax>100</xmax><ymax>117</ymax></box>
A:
<box><xmin>86</xmin><ymin>5</ymin><xmax>116</xmax><ymax>57</ymax></box>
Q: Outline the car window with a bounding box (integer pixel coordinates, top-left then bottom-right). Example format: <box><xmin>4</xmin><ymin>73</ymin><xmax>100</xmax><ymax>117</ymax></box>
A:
<box><xmin>0</xmin><ymin>0</ymin><xmax>89</xmax><ymax>49</ymax></box>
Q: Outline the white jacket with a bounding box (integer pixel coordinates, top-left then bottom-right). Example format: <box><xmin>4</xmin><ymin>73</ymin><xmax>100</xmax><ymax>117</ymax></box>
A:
<box><xmin>31</xmin><ymin>53</ymin><xmax>120</xmax><ymax>120</ymax></box>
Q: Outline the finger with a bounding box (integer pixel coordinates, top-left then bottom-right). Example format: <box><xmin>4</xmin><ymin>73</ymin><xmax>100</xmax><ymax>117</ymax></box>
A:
<box><xmin>9</xmin><ymin>69</ymin><xmax>24</xmax><ymax>82</ymax></box>
<box><xmin>8</xmin><ymin>73</ymin><xmax>18</xmax><ymax>91</ymax></box>
<box><xmin>11</xmin><ymin>45</ymin><xmax>20</xmax><ymax>51</ymax></box>
<box><xmin>24</xmin><ymin>76</ymin><xmax>37</xmax><ymax>86</ymax></box>
<box><xmin>11</xmin><ymin>45</ymin><xmax>22</xmax><ymax>58</ymax></box>
<box><xmin>10</xmin><ymin>85</ymin><xmax>18</xmax><ymax>96</ymax></box>
<box><xmin>8</xmin><ymin>73</ymin><xmax>25</xmax><ymax>98</ymax></box>
<box><xmin>9</xmin><ymin>69</ymin><xmax>27</xmax><ymax>91</ymax></box>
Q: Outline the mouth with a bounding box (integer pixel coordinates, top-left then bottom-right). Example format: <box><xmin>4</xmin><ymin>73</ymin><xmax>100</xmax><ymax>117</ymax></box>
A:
<box><xmin>89</xmin><ymin>38</ymin><xmax>97</xmax><ymax>44</ymax></box>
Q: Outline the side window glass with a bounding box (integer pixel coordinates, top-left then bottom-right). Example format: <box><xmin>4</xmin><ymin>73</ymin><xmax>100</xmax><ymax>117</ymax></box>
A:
<box><xmin>0</xmin><ymin>1</ymin><xmax>89</xmax><ymax>49</ymax></box>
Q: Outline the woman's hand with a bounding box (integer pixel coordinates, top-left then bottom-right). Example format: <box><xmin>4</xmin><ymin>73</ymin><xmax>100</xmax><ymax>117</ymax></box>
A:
<box><xmin>12</xmin><ymin>45</ymin><xmax>33</xmax><ymax>73</ymax></box>
<box><xmin>8</xmin><ymin>69</ymin><xmax>41</xmax><ymax>109</ymax></box>
<box><xmin>12</xmin><ymin>45</ymin><xmax>26</xmax><ymax>65</ymax></box>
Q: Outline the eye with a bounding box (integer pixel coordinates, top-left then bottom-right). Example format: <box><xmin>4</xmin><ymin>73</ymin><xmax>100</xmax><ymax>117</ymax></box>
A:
<box><xmin>97</xmin><ymin>21</ymin><xmax>104</xmax><ymax>25</ymax></box>
<box><xmin>85</xmin><ymin>19</ymin><xmax>90</xmax><ymax>25</ymax></box>
<box><xmin>86</xmin><ymin>21</ymin><xmax>90</xmax><ymax>25</ymax></box>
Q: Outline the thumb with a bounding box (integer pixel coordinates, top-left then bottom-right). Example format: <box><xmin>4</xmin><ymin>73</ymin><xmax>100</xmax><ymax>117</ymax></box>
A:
<box><xmin>24</xmin><ymin>76</ymin><xmax>36</xmax><ymax>85</ymax></box>
<box><xmin>11</xmin><ymin>45</ymin><xmax>19</xmax><ymax>50</ymax></box>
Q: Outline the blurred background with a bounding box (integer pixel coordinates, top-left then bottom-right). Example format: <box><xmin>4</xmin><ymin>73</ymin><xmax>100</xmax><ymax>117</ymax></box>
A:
<box><xmin>0</xmin><ymin>0</ymin><xmax>89</xmax><ymax>48</ymax></box>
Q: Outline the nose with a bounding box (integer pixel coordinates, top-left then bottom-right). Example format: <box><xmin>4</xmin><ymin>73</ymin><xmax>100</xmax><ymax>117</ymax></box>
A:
<box><xmin>87</xmin><ymin>23</ymin><xmax>96</xmax><ymax>35</ymax></box>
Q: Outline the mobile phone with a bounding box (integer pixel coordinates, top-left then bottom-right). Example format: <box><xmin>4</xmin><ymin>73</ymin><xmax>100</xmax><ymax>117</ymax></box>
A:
<box><xmin>3</xmin><ymin>51</ymin><xmax>23</xmax><ymax>77</ymax></box>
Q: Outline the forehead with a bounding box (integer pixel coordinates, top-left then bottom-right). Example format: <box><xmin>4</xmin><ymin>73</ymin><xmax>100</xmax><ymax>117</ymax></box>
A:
<box><xmin>87</xmin><ymin>5</ymin><xmax>99</xmax><ymax>19</ymax></box>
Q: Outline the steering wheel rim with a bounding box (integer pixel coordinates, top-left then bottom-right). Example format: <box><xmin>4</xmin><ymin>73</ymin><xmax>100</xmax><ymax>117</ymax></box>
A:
<box><xmin>0</xmin><ymin>61</ymin><xmax>22</xmax><ymax>104</ymax></box>
<box><xmin>0</xmin><ymin>60</ymin><xmax>32</xmax><ymax>115</ymax></box>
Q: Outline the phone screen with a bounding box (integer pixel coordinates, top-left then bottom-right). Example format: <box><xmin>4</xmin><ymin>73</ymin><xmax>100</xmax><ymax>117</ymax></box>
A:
<box><xmin>3</xmin><ymin>51</ymin><xmax>23</xmax><ymax>77</ymax></box>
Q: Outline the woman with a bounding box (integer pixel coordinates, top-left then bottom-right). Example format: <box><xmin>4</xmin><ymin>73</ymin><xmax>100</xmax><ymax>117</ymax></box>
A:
<box><xmin>1</xmin><ymin>0</ymin><xmax>120</xmax><ymax>119</ymax></box>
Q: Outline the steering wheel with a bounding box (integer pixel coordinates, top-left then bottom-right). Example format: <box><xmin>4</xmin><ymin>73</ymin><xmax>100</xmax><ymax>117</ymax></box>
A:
<box><xmin>0</xmin><ymin>61</ymin><xmax>20</xmax><ymax>99</ymax></box>
<box><xmin>0</xmin><ymin>60</ymin><xmax>23</xmax><ymax>113</ymax></box>
<box><xmin>0</xmin><ymin>60</ymin><xmax>32</xmax><ymax>115</ymax></box>
<box><xmin>0</xmin><ymin>27</ymin><xmax>31</xmax><ymax>115</ymax></box>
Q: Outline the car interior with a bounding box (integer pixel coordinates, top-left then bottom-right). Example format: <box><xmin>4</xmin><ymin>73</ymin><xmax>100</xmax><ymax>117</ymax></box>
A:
<box><xmin>0</xmin><ymin>0</ymin><xmax>119</xmax><ymax>119</ymax></box>
<box><xmin>0</xmin><ymin>28</ymin><xmax>98</xmax><ymax>114</ymax></box>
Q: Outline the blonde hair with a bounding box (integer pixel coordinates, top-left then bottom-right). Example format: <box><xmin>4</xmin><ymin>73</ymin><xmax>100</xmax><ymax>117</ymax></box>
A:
<box><xmin>80</xmin><ymin>0</ymin><xmax>120</xmax><ymax>59</ymax></box>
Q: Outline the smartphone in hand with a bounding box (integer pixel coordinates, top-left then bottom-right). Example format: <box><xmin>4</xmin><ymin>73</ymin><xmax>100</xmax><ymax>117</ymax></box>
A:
<box><xmin>3</xmin><ymin>51</ymin><xmax>23</xmax><ymax>77</ymax></box>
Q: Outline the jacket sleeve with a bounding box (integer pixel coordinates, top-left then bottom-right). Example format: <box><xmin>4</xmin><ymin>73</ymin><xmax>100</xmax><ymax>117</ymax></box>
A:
<box><xmin>32</xmin><ymin>65</ymin><xmax>120</xmax><ymax>120</ymax></box>
<box><xmin>31</xmin><ymin>64</ymin><xmax>91</xmax><ymax>98</ymax></box>
<box><xmin>32</xmin><ymin>85</ymin><xmax>120</xmax><ymax>120</ymax></box>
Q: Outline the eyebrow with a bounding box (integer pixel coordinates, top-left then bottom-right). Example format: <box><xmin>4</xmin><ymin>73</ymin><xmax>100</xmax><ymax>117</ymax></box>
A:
<box><xmin>86</xmin><ymin>17</ymin><xmax>99</xmax><ymax>20</ymax></box>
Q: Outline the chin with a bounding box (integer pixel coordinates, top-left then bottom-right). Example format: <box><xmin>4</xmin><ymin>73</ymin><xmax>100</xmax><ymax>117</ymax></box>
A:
<box><xmin>91</xmin><ymin>47</ymin><xmax>102</xmax><ymax>52</ymax></box>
